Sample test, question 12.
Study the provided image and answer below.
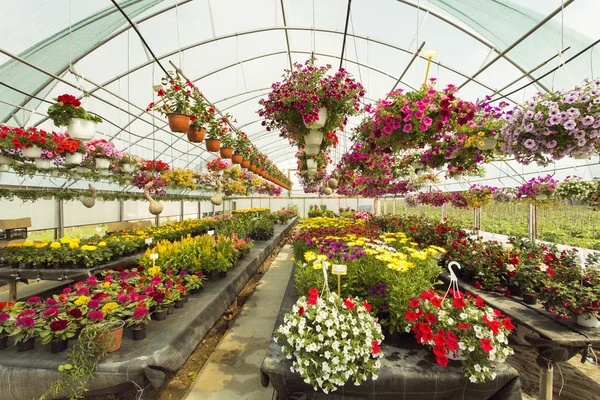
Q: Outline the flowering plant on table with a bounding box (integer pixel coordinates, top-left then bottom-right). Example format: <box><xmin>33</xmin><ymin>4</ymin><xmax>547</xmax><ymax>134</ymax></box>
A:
<box><xmin>47</xmin><ymin>94</ymin><xmax>102</xmax><ymax>127</ymax></box>
<box><xmin>404</xmin><ymin>290</ymin><xmax>514</xmax><ymax>383</ymax></box>
<box><xmin>10</xmin><ymin>309</ymin><xmax>43</xmax><ymax>344</ymax></box>
<box><xmin>500</xmin><ymin>79</ymin><xmax>600</xmax><ymax>165</ymax></box>
<box><xmin>516</xmin><ymin>175</ymin><xmax>558</xmax><ymax>202</ymax></box>
<box><xmin>39</xmin><ymin>318</ymin><xmax>77</xmax><ymax>344</ymax></box>
<box><xmin>274</xmin><ymin>288</ymin><xmax>383</xmax><ymax>393</ymax></box>
<box><xmin>126</xmin><ymin>306</ymin><xmax>151</xmax><ymax>331</ymax></box>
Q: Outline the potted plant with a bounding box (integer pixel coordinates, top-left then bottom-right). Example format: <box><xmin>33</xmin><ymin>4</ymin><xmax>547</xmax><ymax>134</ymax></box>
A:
<box><xmin>464</xmin><ymin>184</ymin><xmax>497</xmax><ymax>209</ymax></box>
<box><xmin>40</xmin><ymin>319</ymin><xmax>77</xmax><ymax>353</ymax></box>
<box><xmin>53</xmin><ymin>133</ymin><xmax>85</xmax><ymax>165</ymax></box>
<box><xmin>10</xmin><ymin>127</ymin><xmax>54</xmax><ymax>159</ymax></box>
<box><xmin>219</xmin><ymin>131</ymin><xmax>235</xmax><ymax>159</ymax></box>
<box><xmin>187</xmin><ymin>92</ymin><xmax>214</xmax><ymax>142</ymax></box>
<box><xmin>516</xmin><ymin>175</ymin><xmax>558</xmax><ymax>202</ymax></box>
<box><xmin>85</xmin><ymin>138</ymin><xmax>122</xmax><ymax>170</ymax></box>
<box><xmin>92</xmin><ymin>313</ymin><xmax>125</xmax><ymax>353</ymax></box>
<box><xmin>0</xmin><ymin>308</ymin><xmax>13</xmax><ymax>350</ymax></box>
<box><xmin>126</xmin><ymin>306</ymin><xmax>150</xmax><ymax>340</ymax></box>
<box><xmin>47</xmin><ymin>94</ymin><xmax>102</xmax><ymax>140</ymax></box>
<box><xmin>149</xmin><ymin>290</ymin><xmax>168</xmax><ymax>321</ymax></box>
<box><xmin>147</xmin><ymin>73</ymin><xmax>193</xmax><ymax>133</ymax></box>
<box><xmin>206</xmin><ymin>157</ymin><xmax>229</xmax><ymax>176</ymax></box>
<box><xmin>404</xmin><ymin>290</ymin><xmax>514</xmax><ymax>383</ymax></box>
<box><xmin>205</xmin><ymin>114</ymin><xmax>232</xmax><ymax>152</ymax></box>
<box><xmin>10</xmin><ymin>309</ymin><xmax>41</xmax><ymax>352</ymax></box>
<box><xmin>555</xmin><ymin>176</ymin><xmax>595</xmax><ymax>205</ymax></box>
<box><xmin>274</xmin><ymin>288</ymin><xmax>383</xmax><ymax>394</ymax></box>
<box><xmin>185</xmin><ymin>272</ymin><xmax>205</xmax><ymax>294</ymax></box>
<box><xmin>117</xmin><ymin>152</ymin><xmax>137</xmax><ymax>173</ymax></box>
<box><xmin>232</xmin><ymin>131</ymin><xmax>249</xmax><ymax>164</ymax></box>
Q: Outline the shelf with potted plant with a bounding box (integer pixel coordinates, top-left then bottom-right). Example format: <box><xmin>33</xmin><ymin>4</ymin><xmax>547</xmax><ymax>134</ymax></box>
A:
<box><xmin>84</xmin><ymin>138</ymin><xmax>122</xmax><ymax>173</ymax></box>
<box><xmin>146</xmin><ymin>73</ymin><xmax>193</xmax><ymax>133</ymax></box>
<box><xmin>47</xmin><ymin>94</ymin><xmax>103</xmax><ymax>141</ymax></box>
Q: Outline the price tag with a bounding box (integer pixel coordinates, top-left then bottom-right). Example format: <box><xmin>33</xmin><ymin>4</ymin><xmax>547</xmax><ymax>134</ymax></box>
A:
<box><xmin>331</xmin><ymin>264</ymin><xmax>347</xmax><ymax>275</ymax></box>
<box><xmin>208</xmin><ymin>230</ymin><xmax>215</xmax><ymax>236</ymax></box>
<box><xmin>145</xmin><ymin>237</ymin><xmax>153</xmax><ymax>245</ymax></box>
<box><xmin>150</xmin><ymin>253</ymin><xmax>159</xmax><ymax>260</ymax></box>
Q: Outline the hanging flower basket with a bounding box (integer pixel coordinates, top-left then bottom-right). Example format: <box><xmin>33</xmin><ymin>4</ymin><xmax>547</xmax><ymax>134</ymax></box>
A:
<box><xmin>47</xmin><ymin>94</ymin><xmax>102</xmax><ymax>140</ymax></box>
<box><xmin>205</xmin><ymin>138</ymin><xmax>221</xmax><ymax>152</ymax></box>
<box><xmin>167</xmin><ymin>113</ymin><xmax>190</xmax><ymax>133</ymax></box>
<box><xmin>34</xmin><ymin>158</ymin><xmax>52</xmax><ymax>170</ymax></box>
<box><xmin>65</xmin><ymin>152</ymin><xmax>84</xmax><ymax>165</ymax></box>
<box><xmin>476</xmin><ymin>137</ymin><xmax>498</xmax><ymax>151</ymax></box>
<box><xmin>219</xmin><ymin>147</ymin><xmax>233</xmax><ymax>159</ymax></box>
<box><xmin>304</xmin><ymin>144</ymin><xmax>320</xmax><ymax>156</ymax></box>
<box><xmin>306</xmin><ymin>159</ymin><xmax>317</xmax><ymax>169</ymax></box>
<box><xmin>68</xmin><ymin>118</ymin><xmax>97</xmax><ymax>140</ymax></box>
<box><xmin>121</xmin><ymin>163</ymin><xmax>135</xmax><ymax>173</ymax></box>
<box><xmin>0</xmin><ymin>154</ymin><xmax>11</xmax><ymax>165</ymax></box>
<box><xmin>249</xmin><ymin>164</ymin><xmax>258</xmax><ymax>173</ymax></box>
<box><xmin>573</xmin><ymin>152</ymin><xmax>591</xmax><ymax>160</ymax></box>
<box><xmin>98</xmin><ymin>169</ymin><xmax>111</xmax><ymax>177</ymax></box>
<box><xmin>241</xmin><ymin>159</ymin><xmax>251</xmax><ymax>169</ymax></box>
<box><xmin>21</xmin><ymin>146</ymin><xmax>43</xmax><ymax>159</ymax></box>
<box><xmin>95</xmin><ymin>158</ymin><xmax>111</xmax><ymax>169</ymax></box>
<box><xmin>187</xmin><ymin>126</ymin><xmax>206</xmax><ymax>143</ymax></box>
<box><xmin>231</xmin><ymin>154</ymin><xmax>243</xmax><ymax>164</ymax></box>
<box><xmin>304</xmin><ymin>129</ymin><xmax>323</xmax><ymax>146</ymax></box>
<box><xmin>576</xmin><ymin>313</ymin><xmax>600</xmax><ymax>328</ymax></box>
<box><xmin>304</xmin><ymin>107</ymin><xmax>328</xmax><ymax>129</ymax></box>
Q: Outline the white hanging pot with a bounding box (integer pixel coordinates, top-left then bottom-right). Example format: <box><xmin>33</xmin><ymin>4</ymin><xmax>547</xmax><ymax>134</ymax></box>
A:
<box><xmin>328</xmin><ymin>178</ymin><xmax>338</xmax><ymax>189</ymax></box>
<box><xmin>76</xmin><ymin>166</ymin><xmax>91</xmax><ymax>174</ymax></box>
<box><xmin>415</xmin><ymin>169</ymin><xmax>424</xmax><ymax>176</ymax></box>
<box><xmin>323</xmin><ymin>187</ymin><xmax>333</xmax><ymax>195</ymax></box>
<box><xmin>306</xmin><ymin>159</ymin><xmax>317</xmax><ymax>169</ymax></box>
<box><xmin>304</xmin><ymin>107</ymin><xmax>328</xmax><ymax>129</ymax></box>
<box><xmin>573</xmin><ymin>153</ymin><xmax>591</xmax><ymax>160</ymax></box>
<box><xmin>21</xmin><ymin>145</ymin><xmax>43</xmax><ymax>159</ymax></box>
<box><xmin>304</xmin><ymin>129</ymin><xmax>324</xmax><ymax>146</ymax></box>
<box><xmin>50</xmin><ymin>170</ymin><xmax>60</xmax><ymax>177</ymax></box>
<box><xmin>0</xmin><ymin>164</ymin><xmax>9</xmax><ymax>172</ymax></box>
<box><xmin>65</xmin><ymin>152</ymin><xmax>84</xmax><ymax>165</ymax></box>
<box><xmin>122</xmin><ymin>163</ymin><xmax>134</xmax><ymax>173</ymax></box>
<box><xmin>576</xmin><ymin>314</ymin><xmax>600</xmax><ymax>328</ymax></box>
<box><xmin>98</xmin><ymin>169</ymin><xmax>111</xmax><ymax>176</ymax></box>
<box><xmin>72</xmin><ymin>173</ymin><xmax>82</xmax><ymax>179</ymax></box>
<box><xmin>307</xmin><ymin>167</ymin><xmax>317</xmax><ymax>174</ymax></box>
<box><xmin>0</xmin><ymin>155</ymin><xmax>11</xmax><ymax>165</ymax></box>
<box><xmin>411</xmin><ymin>161</ymin><xmax>424</xmax><ymax>169</ymax></box>
<box><xmin>67</xmin><ymin>118</ymin><xmax>96</xmax><ymax>140</ymax></box>
<box><xmin>95</xmin><ymin>158</ymin><xmax>111</xmax><ymax>169</ymax></box>
<box><xmin>536</xmin><ymin>194</ymin><xmax>548</xmax><ymax>201</ymax></box>
<box><xmin>476</xmin><ymin>137</ymin><xmax>498</xmax><ymax>151</ymax></box>
<box><xmin>304</xmin><ymin>144</ymin><xmax>320</xmax><ymax>156</ymax></box>
<box><xmin>453</xmin><ymin>176</ymin><xmax>462</xmax><ymax>181</ymax></box>
<box><xmin>34</xmin><ymin>158</ymin><xmax>52</xmax><ymax>170</ymax></box>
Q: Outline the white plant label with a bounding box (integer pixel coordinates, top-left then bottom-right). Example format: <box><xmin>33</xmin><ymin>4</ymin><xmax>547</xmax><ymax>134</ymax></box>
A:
<box><xmin>332</xmin><ymin>264</ymin><xmax>347</xmax><ymax>275</ymax></box>
<box><xmin>145</xmin><ymin>237</ymin><xmax>153</xmax><ymax>245</ymax></box>
<box><xmin>208</xmin><ymin>230</ymin><xmax>215</xmax><ymax>236</ymax></box>
<box><xmin>150</xmin><ymin>253</ymin><xmax>159</xmax><ymax>260</ymax></box>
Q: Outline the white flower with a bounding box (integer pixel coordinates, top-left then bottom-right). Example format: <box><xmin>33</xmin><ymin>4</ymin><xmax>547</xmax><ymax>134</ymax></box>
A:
<box><xmin>474</xmin><ymin>364</ymin><xmax>482</xmax><ymax>372</ymax></box>
<box><xmin>491</xmin><ymin>372</ymin><xmax>497</xmax><ymax>380</ymax></box>
<box><xmin>469</xmin><ymin>376</ymin><xmax>478</xmax><ymax>383</ymax></box>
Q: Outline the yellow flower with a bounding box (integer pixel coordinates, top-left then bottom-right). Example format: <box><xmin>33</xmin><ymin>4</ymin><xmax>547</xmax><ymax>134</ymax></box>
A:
<box><xmin>50</xmin><ymin>242</ymin><xmax>61</xmax><ymax>249</ymax></box>
<box><xmin>304</xmin><ymin>251</ymin><xmax>317</xmax><ymax>262</ymax></box>
<box><xmin>7</xmin><ymin>243</ymin><xmax>22</xmax><ymax>248</ymax></box>
<box><xmin>478</xmin><ymin>140</ymin><xmax>485</xmax><ymax>147</ymax></box>
<box><xmin>148</xmin><ymin>266</ymin><xmax>161</xmax><ymax>276</ymax></box>
<box><xmin>60</xmin><ymin>236</ymin><xmax>71</xmax><ymax>244</ymax></box>
<box><xmin>22</xmin><ymin>241</ymin><xmax>34</xmax><ymax>247</ymax></box>
<box><xmin>98</xmin><ymin>241</ymin><xmax>107</xmax><ymax>247</ymax></box>
<box><xmin>74</xmin><ymin>295</ymin><xmax>89</xmax><ymax>306</ymax></box>
<box><xmin>34</xmin><ymin>243</ymin><xmax>47</xmax><ymax>248</ymax></box>
<box><xmin>80</xmin><ymin>245</ymin><xmax>96</xmax><ymax>251</ymax></box>
<box><xmin>101</xmin><ymin>302</ymin><xmax>118</xmax><ymax>315</ymax></box>
<box><xmin>103</xmin><ymin>282</ymin><xmax>111</xmax><ymax>288</ymax></box>
<box><xmin>478</xmin><ymin>131</ymin><xmax>485</xmax><ymax>137</ymax></box>
<box><xmin>69</xmin><ymin>242</ymin><xmax>79</xmax><ymax>249</ymax></box>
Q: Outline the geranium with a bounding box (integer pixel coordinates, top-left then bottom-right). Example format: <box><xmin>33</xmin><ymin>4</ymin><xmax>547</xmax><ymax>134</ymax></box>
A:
<box><xmin>47</xmin><ymin>94</ymin><xmax>102</xmax><ymax>126</ymax></box>
<box><xmin>404</xmin><ymin>290</ymin><xmax>514</xmax><ymax>383</ymax></box>
<box><xmin>500</xmin><ymin>79</ymin><xmax>600</xmax><ymax>165</ymax></box>
<box><xmin>146</xmin><ymin>73</ymin><xmax>193</xmax><ymax>117</ymax></box>
<box><xmin>275</xmin><ymin>289</ymin><xmax>383</xmax><ymax>393</ymax></box>
<box><xmin>206</xmin><ymin>157</ymin><xmax>229</xmax><ymax>173</ymax></box>
<box><xmin>7</xmin><ymin>126</ymin><xmax>55</xmax><ymax>152</ymax></box>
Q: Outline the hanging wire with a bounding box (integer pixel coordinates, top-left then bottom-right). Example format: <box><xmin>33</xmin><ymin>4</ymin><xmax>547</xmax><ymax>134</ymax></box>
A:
<box><xmin>127</xmin><ymin>28</ymin><xmax>131</xmax><ymax>153</ymax></box>
<box><xmin>311</xmin><ymin>0</ymin><xmax>316</xmax><ymax>57</ymax></box>
<box><xmin>175</xmin><ymin>0</ymin><xmax>183</xmax><ymax>69</ymax></box>
<box><xmin>68</xmin><ymin>0</ymin><xmax>73</xmax><ymax>70</ymax></box>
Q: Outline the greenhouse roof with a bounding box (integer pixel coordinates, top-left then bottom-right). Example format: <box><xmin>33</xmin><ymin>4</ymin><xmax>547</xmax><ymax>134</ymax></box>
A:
<box><xmin>1</xmin><ymin>0</ymin><xmax>599</xmax><ymax>190</ymax></box>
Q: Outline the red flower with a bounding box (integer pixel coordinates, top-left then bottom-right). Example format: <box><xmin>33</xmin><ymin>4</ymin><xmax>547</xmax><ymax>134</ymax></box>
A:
<box><xmin>480</xmin><ymin>338</ymin><xmax>493</xmax><ymax>352</ymax></box>
<box><xmin>475</xmin><ymin>296</ymin><xmax>485</xmax><ymax>309</ymax></box>
<box><xmin>408</xmin><ymin>298</ymin><xmax>421</xmax><ymax>309</ymax></box>
<box><xmin>453</xmin><ymin>297</ymin><xmax>466</xmax><ymax>309</ymax></box>
<box><xmin>430</xmin><ymin>297</ymin><xmax>442</xmax><ymax>308</ymax></box>
<box><xmin>343</xmin><ymin>298</ymin><xmax>355</xmax><ymax>310</ymax></box>
<box><xmin>372</xmin><ymin>340</ymin><xmax>381</xmax><ymax>354</ymax></box>
<box><xmin>457</xmin><ymin>323</ymin><xmax>471</xmax><ymax>330</ymax></box>
<box><xmin>308</xmin><ymin>288</ymin><xmax>318</xmax><ymax>298</ymax></box>
<box><xmin>474</xmin><ymin>281</ymin><xmax>482</xmax><ymax>289</ymax></box>
<box><xmin>425</xmin><ymin>313</ymin><xmax>437</xmax><ymax>324</ymax></box>
<box><xmin>421</xmin><ymin>328</ymin><xmax>434</xmax><ymax>342</ymax></box>
<box><xmin>502</xmin><ymin>317</ymin><xmax>514</xmax><ymax>331</ymax></box>
<box><xmin>433</xmin><ymin>343</ymin><xmax>447</xmax><ymax>357</ymax></box>
<box><xmin>405</xmin><ymin>311</ymin><xmax>418</xmax><ymax>321</ymax></box>
<box><xmin>298</xmin><ymin>306</ymin><xmax>305</xmax><ymax>316</ymax></box>
<box><xmin>363</xmin><ymin>300</ymin><xmax>372</xmax><ymax>312</ymax></box>
<box><xmin>435</xmin><ymin>354</ymin><xmax>449</xmax><ymax>366</ymax></box>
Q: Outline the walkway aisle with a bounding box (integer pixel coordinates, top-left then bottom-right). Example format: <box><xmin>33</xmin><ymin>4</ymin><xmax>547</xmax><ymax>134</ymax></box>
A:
<box><xmin>185</xmin><ymin>245</ymin><xmax>294</xmax><ymax>400</ymax></box>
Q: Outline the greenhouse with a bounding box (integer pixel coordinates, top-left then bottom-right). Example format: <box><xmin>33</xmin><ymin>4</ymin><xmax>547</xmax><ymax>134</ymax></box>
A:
<box><xmin>0</xmin><ymin>0</ymin><xmax>599</xmax><ymax>399</ymax></box>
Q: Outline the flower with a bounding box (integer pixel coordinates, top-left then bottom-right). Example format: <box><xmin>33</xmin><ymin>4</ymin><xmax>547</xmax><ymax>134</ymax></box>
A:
<box><xmin>480</xmin><ymin>338</ymin><xmax>493</xmax><ymax>352</ymax></box>
<box><xmin>88</xmin><ymin>310</ymin><xmax>104</xmax><ymax>321</ymax></box>
<box><xmin>408</xmin><ymin>298</ymin><xmax>421</xmax><ymax>309</ymax></box>
<box><xmin>372</xmin><ymin>340</ymin><xmax>381</xmax><ymax>354</ymax></box>
<box><xmin>14</xmin><ymin>317</ymin><xmax>36</xmax><ymax>328</ymax></box>
<box><xmin>49</xmin><ymin>320</ymin><xmax>69</xmax><ymax>332</ymax></box>
<box><xmin>343</xmin><ymin>298</ymin><xmax>355</xmax><ymax>310</ymax></box>
<box><xmin>42</xmin><ymin>308</ymin><xmax>60</xmax><ymax>319</ymax></box>
<box><xmin>298</xmin><ymin>306</ymin><xmax>305</xmax><ymax>316</ymax></box>
<box><xmin>26</xmin><ymin>296</ymin><xmax>41</xmax><ymax>305</ymax></box>
<box><xmin>50</xmin><ymin>242</ymin><xmax>61</xmax><ymax>249</ymax></box>
<box><xmin>132</xmin><ymin>307</ymin><xmax>149</xmax><ymax>319</ymax></box>
<box><xmin>67</xmin><ymin>309</ymin><xmax>83</xmax><ymax>319</ymax></box>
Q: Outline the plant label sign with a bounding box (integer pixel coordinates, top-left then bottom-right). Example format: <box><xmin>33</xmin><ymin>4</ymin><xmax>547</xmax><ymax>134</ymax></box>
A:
<box><xmin>332</xmin><ymin>264</ymin><xmax>347</xmax><ymax>275</ymax></box>
<box><xmin>150</xmin><ymin>253</ymin><xmax>159</xmax><ymax>260</ymax></box>
<box><xmin>145</xmin><ymin>237</ymin><xmax>153</xmax><ymax>245</ymax></box>
<box><xmin>208</xmin><ymin>230</ymin><xmax>215</xmax><ymax>236</ymax></box>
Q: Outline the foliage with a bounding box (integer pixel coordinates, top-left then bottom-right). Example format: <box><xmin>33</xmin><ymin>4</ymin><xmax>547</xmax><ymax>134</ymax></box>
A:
<box><xmin>47</xmin><ymin>94</ymin><xmax>102</xmax><ymax>126</ymax></box>
<box><xmin>146</xmin><ymin>73</ymin><xmax>194</xmax><ymax>116</ymax></box>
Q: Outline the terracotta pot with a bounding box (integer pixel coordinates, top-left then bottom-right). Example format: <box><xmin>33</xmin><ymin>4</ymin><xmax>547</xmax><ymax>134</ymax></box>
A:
<box><xmin>187</xmin><ymin>126</ymin><xmax>206</xmax><ymax>142</ymax></box>
<box><xmin>249</xmin><ymin>164</ymin><xmax>257</xmax><ymax>173</ymax></box>
<box><xmin>232</xmin><ymin>154</ymin><xmax>243</xmax><ymax>164</ymax></box>
<box><xmin>219</xmin><ymin>147</ymin><xmax>233</xmax><ymax>159</ymax></box>
<box><xmin>96</xmin><ymin>322</ymin><xmax>124</xmax><ymax>353</ymax></box>
<box><xmin>167</xmin><ymin>113</ymin><xmax>190</xmax><ymax>133</ymax></box>
<box><xmin>241</xmin><ymin>159</ymin><xmax>251</xmax><ymax>169</ymax></box>
<box><xmin>205</xmin><ymin>138</ymin><xmax>221</xmax><ymax>152</ymax></box>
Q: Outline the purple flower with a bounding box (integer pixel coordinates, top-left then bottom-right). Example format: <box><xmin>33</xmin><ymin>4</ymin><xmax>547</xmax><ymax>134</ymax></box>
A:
<box><xmin>563</xmin><ymin>119</ymin><xmax>577</xmax><ymax>130</ymax></box>
<box><xmin>524</xmin><ymin>139</ymin><xmax>537</xmax><ymax>150</ymax></box>
<box><xmin>132</xmin><ymin>308</ymin><xmax>149</xmax><ymax>319</ymax></box>
<box><xmin>582</xmin><ymin>116</ymin><xmax>595</xmax><ymax>126</ymax></box>
<box><xmin>14</xmin><ymin>317</ymin><xmax>35</xmax><ymax>329</ymax></box>
<box><xmin>46</xmin><ymin>298</ymin><xmax>58</xmax><ymax>306</ymax></box>
<box><xmin>49</xmin><ymin>320</ymin><xmax>69</xmax><ymax>332</ymax></box>
<box><xmin>0</xmin><ymin>313</ymin><xmax>10</xmax><ymax>323</ymax></box>
<box><xmin>16</xmin><ymin>309</ymin><xmax>36</xmax><ymax>319</ymax></box>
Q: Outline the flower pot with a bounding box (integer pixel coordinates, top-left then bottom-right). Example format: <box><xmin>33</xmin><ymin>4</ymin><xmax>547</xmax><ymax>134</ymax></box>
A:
<box><xmin>306</xmin><ymin>159</ymin><xmax>317</xmax><ymax>169</ymax></box>
<box><xmin>508</xmin><ymin>283</ymin><xmax>522</xmax><ymax>297</ymax></box>
<box><xmin>0</xmin><ymin>336</ymin><xmax>7</xmax><ymax>350</ymax></box>
<box><xmin>219</xmin><ymin>271</ymin><xmax>227</xmax><ymax>279</ymax></box>
<box><xmin>0</xmin><ymin>155</ymin><xmax>11</xmax><ymax>165</ymax></box>
<box><xmin>153</xmin><ymin>310</ymin><xmax>167</xmax><ymax>321</ymax></box>
<box><xmin>95</xmin><ymin>158</ymin><xmax>111</xmax><ymax>169</ymax></box>
<box><xmin>522</xmin><ymin>293</ymin><xmax>537</xmax><ymax>305</ymax></box>
<box><xmin>219</xmin><ymin>147</ymin><xmax>233</xmax><ymax>159</ymax></box>
<box><xmin>573</xmin><ymin>153</ymin><xmax>590</xmax><ymax>160</ymax></box>
<box><xmin>96</xmin><ymin>321</ymin><xmax>124</xmax><ymax>353</ymax></box>
<box><xmin>21</xmin><ymin>145</ymin><xmax>43</xmax><ymax>159</ymax></box>
<box><xmin>305</xmin><ymin>145</ymin><xmax>320</xmax><ymax>156</ymax></box>
<box><xmin>121</xmin><ymin>163</ymin><xmax>134</xmax><ymax>173</ymax></box>
<box><xmin>187</xmin><ymin>126</ymin><xmax>206</xmax><ymax>142</ymax></box>
<box><xmin>133</xmin><ymin>327</ymin><xmax>147</xmax><ymax>341</ymax></box>
<box><xmin>232</xmin><ymin>154</ymin><xmax>243</xmax><ymax>164</ymax></box>
<box><xmin>50</xmin><ymin>338</ymin><xmax>69</xmax><ymax>354</ymax></box>
<box><xmin>328</xmin><ymin>178</ymin><xmax>338</xmax><ymax>189</ymax></box>
<box><xmin>184</xmin><ymin>295</ymin><xmax>189</xmax><ymax>303</ymax></box>
<box><xmin>576</xmin><ymin>314</ymin><xmax>600</xmax><ymax>328</ymax></box>
<box><xmin>68</xmin><ymin>118</ymin><xmax>96</xmax><ymax>140</ymax></box>
<box><xmin>167</xmin><ymin>113</ymin><xmax>190</xmax><ymax>133</ymax></box>
<box><xmin>241</xmin><ymin>159</ymin><xmax>251</xmax><ymax>169</ymax></box>
<box><xmin>249</xmin><ymin>165</ymin><xmax>258</xmax><ymax>173</ymax></box>
<box><xmin>0</xmin><ymin>164</ymin><xmax>9</xmax><ymax>172</ymax></box>
<box><xmin>17</xmin><ymin>337</ymin><xmax>35</xmax><ymax>352</ymax></box>
<box><xmin>476</xmin><ymin>137</ymin><xmax>497</xmax><ymax>151</ymax></box>
<box><xmin>34</xmin><ymin>158</ymin><xmax>52</xmax><ymax>169</ymax></box>
<box><xmin>167</xmin><ymin>305</ymin><xmax>175</xmax><ymax>315</ymax></box>
<box><xmin>65</xmin><ymin>152</ymin><xmax>84</xmax><ymax>165</ymax></box>
<box><xmin>99</xmin><ymin>169</ymin><xmax>110</xmax><ymax>176</ymax></box>
<box><xmin>205</xmin><ymin>138</ymin><xmax>221</xmax><ymax>152</ymax></box>
<box><xmin>536</xmin><ymin>194</ymin><xmax>548</xmax><ymax>201</ymax></box>
<box><xmin>190</xmin><ymin>287</ymin><xmax>202</xmax><ymax>295</ymax></box>
<box><xmin>75</xmin><ymin>166</ymin><xmax>91</xmax><ymax>174</ymax></box>
<box><xmin>304</xmin><ymin>129</ymin><xmax>324</xmax><ymax>146</ymax></box>
<box><xmin>307</xmin><ymin>167</ymin><xmax>317</xmax><ymax>175</ymax></box>
<box><xmin>304</xmin><ymin>107</ymin><xmax>328</xmax><ymax>129</ymax></box>
<box><xmin>210</xmin><ymin>270</ymin><xmax>220</xmax><ymax>280</ymax></box>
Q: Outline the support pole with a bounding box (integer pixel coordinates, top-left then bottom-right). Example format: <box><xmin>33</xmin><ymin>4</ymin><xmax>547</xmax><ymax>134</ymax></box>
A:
<box><xmin>8</xmin><ymin>281</ymin><xmax>17</xmax><ymax>302</ymax></box>
<box><xmin>198</xmin><ymin>201</ymin><xmax>202</xmax><ymax>219</ymax></box>
<box><xmin>393</xmin><ymin>198</ymin><xmax>396</xmax><ymax>215</ymax></box>
<box><xmin>539</xmin><ymin>365</ymin><xmax>553</xmax><ymax>400</ymax></box>
<box><xmin>119</xmin><ymin>199</ymin><xmax>125</xmax><ymax>222</ymax></box>
<box><xmin>57</xmin><ymin>199</ymin><xmax>64</xmax><ymax>238</ymax></box>
<box><xmin>180</xmin><ymin>200</ymin><xmax>184</xmax><ymax>221</ymax></box>
<box><xmin>155</xmin><ymin>215</ymin><xmax>160</xmax><ymax>226</ymax></box>
<box><xmin>529</xmin><ymin>204</ymin><xmax>537</xmax><ymax>241</ymax></box>
<box><xmin>473</xmin><ymin>207</ymin><xmax>481</xmax><ymax>231</ymax></box>
<box><xmin>441</xmin><ymin>203</ymin><xmax>447</xmax><ymax>221</ymax></box>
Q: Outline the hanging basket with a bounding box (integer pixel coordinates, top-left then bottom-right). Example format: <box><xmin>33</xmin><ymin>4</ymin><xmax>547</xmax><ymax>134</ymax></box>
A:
<box><xmin>241</xmin><ymin>159</ymin><xmax>251</xmax><ymax>169</ymax></box>
<box><xmin>205</xmin><ymin>138</ymin><xmax>221</xmax><ymax>152</ymax></box>
<box><xmin>304</xmin><ymin>129</ymin><xmax>324</xmax><ymax>146</ymax></box>
<box><xmin>65</xmin><ymin>152</ymin><xmax>84</xmax><ymax>165</ymax></box>
<box><xmin>573</xmin><ymin>153</ymin><xmax>591</xmax><ymax>160</ymax></box>
<box><xmin>95</xmin><ymin>158</ymin><xmax>111</xmax><ymax>169</ymax></box>
<box><xmin>249</xmin><ymin>164</ymin><xmax>258</xmax><ymax>173</ymax></box>
<box><xmin>476</xmin><ymin>138</ymin><xmax>498</xmax><ymax>151</ymax></box>
<box><xmin>304</xmin><ymin>144</ymin><xmax>320</xmax><ymax>156</ymax></box>
<box><xmin>304</xmin><ymin>107</ymin><xmax>328</xmax><ymax>129</ymax></box>
<box><xmin>0</xmin><ymin>155</ymin><xmax>11</xmax><ymax>165</ymax></box>
<box><xmin>167</xmin><ymin>113</ymin><xmax>190</xmax><ymax>133</ymax></box>
<box><xmin>187</xmin><ymin>126</ymin><xmax>206</xmax><ymax>143</ymax></box>
<box><xmin>34</xmin><ymin>159</ymin><xmax>52</xmax><ymax>170</ymax></box>
<box><xmin>121</xmin><ymin>163</ymin><xmax>134</xmax><ymax>173</ymax></box>
<box><xmin>67</xmin><ymin>118</ymin><xmax>96</xmax><ymax>140</ymax></box>
<box><xmin>232</xmin><ymin>154</ymin><xmax>243</xmax><ymax>164</ymax></box>
<box><xmin>576</xmin><ymin>313</ymin><xmax>600</xmax><ymax>328</ymax></box>
<box><xmin>323</xmin><ymin>187</ymin><xmax>333</xmax><ymax>195</ymax></box>
<box><xmin>306</xmin><ymin>159</ymin><xmax>317</xmax><ymax>169</ymax></box>
<box><xmin>0</xmin><ymin>165</ymin><xmax>9</xmax><ymax>172</ymax></box>
<box><xmin>219</xmin><ymin>147</ymin><xmax>233</xmax><ymax>159</ymax></box>
<box><xmin>21</xmin><ymin>145</ymin><xmax>43</xmax><ymax>159</ymax></box>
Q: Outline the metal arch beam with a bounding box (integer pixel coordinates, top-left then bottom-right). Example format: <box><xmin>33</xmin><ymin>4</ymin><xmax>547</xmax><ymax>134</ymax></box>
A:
<box><xmin>457</xmin><ymin>0</ymin><xmax>575</xmax><ymax>90</ymax></box>
<box><xmin>279</xmin><ymin>0</ymin><xmax>293</xmax><ymax>70</ymax></box>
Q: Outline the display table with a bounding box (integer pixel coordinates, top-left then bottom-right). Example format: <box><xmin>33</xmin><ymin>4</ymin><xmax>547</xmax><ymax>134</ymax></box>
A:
<box><xmin>260</xmin><ymin>268</ymin><xmax>522</xmax><ymax>400</ymax></box>
<box><xmin>0</xmin><ymin>219</ymin><xmax>296</xmax><ymax>400</ymax></box>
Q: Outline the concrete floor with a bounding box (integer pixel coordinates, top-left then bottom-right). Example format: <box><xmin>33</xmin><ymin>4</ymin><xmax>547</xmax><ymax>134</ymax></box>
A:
<box><xmin>0</xmin><ymin>280</ymin><xmax>69</xmax><ymax>302</ymax></box>
<box><xmin>184</xmin><ymin>245</ymin><xmax>293</xmax><ymax>400</ymax></box>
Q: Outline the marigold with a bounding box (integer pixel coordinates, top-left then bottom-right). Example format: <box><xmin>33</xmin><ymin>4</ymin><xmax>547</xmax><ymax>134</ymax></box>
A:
<box><xmin>50</xmin><ymin>242</ymin><xmax>61</xmax><ymax>249</ymax></box>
